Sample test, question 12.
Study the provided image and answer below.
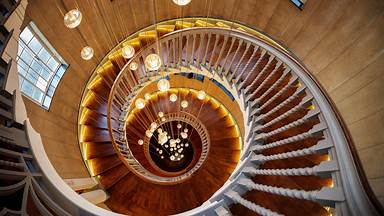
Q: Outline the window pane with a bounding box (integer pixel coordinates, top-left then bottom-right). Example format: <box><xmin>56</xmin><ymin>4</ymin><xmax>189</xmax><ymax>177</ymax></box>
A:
<box><xmin>43</xmin><ymin>96</ymin><xmax>52</xmax><ymax>108</ymax></box>
<box><xmin>40</xmin><ymin>67</ymin><xmax>52</xmax><ymax>81</ymax></box>
<box><xmin>20</xmin><ymin>27</ymin><xmax>33</xmax><ymax>44</ymax></box>
<box><xmin>20</xmin><ymin>50</ymin><xmax>33</xmax><ymax>65</ymax></box>
<box><xmin>26</xmin><ymin>69</ymin><xmax>38</xmax><ymax>84</ymax></box>
<box><xmin>36</xmin><ymin>77</ymin><xmax>48</xmax><ymax>91</ymax></box>
<box><xmin>17</xmin><ymin>64</ymin><xmax>27</xmax><ymax>76</ymax></box>
<box><xmin>21</xmin><ymin>81</ymin><xmax>34</xmax><ymax>96</ymax></box>
<box><xmin>38</xmin><ymin>48</ymin><xmax>51</xmax><ymax>63</ymax></box>
<box><xmin>32</xmin><ymin>89</ymin><xmax>43</xmax><ymax>102</ymax></box>
<box><xmin>28</xmin><ymin>37</ymin><xmax>42</xmax><ymax>54</ymax></box>
<box><xmin>47</xmin><ymin>58</ymin><xmax>59</xmax><ymax>71</ymax></box>
<box><xmin>30</xmin><ymin>59</ymin><xmax>43</xmax><ymax>74</ymax></box>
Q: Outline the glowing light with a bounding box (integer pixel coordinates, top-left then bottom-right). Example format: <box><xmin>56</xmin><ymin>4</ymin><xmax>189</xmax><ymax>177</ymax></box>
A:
<box><xmin>181</xmin><ymin>100</ymin><xmax>188</xmax><ymax>108</ymax></box>
<box><xmin>157</xmin><ymin>78</ymin><xmax>170</xmax><ymax>92</ymax></box>
<box><xmin>146</xmin><ymin>130</ymin><xmax>153</xmax><ymax>138</ymax></box>
<box><xmin>158</xmin><ymin>112</ymin><xmax>164</xmax><ymax>117</ymax></box>
<box><xmin>169</xmin><ymin>93</ymin><xmax>177</xmax><ymax>102</ymax></box>
<box><xmin>145</xmin><ymin>54</ymin><xmax>162</xmax><ymax>71</ymax></box>
<box><xmin>151</xmin><ymin>122</ymin><xmax>158</xmax><ymax>129</ymax></box>
<box><xmin>64</xmin><ymin>9</ymin><xmax>82</xmax><ymax>28</ymax></box>
<box><xmin>177</xmin><ymin>123</ymin><xmax>182</xmax><ymax>129</ymax></box>
<box><xmin>135</xmin><ymin>98</ymin><xmax>145</xmax><ymax>109</ymax></box>
<box><xmin>184</xmin><ymin>128</ymin><xmax>188</xmax><ymax>133</ymax></box>
<box><xmin>172</xmin><ymin>0</ymin><xmax>192</xmax><ymax>6</ymax></box>
<box><xmin>138</xmin><ymin>139</ymin><xmax>144</xmax><ymax>145</ymax></box>
<box><xmin>181</xmin><ymin>132</ymin><xmax>187</xmax><ymax>139</ymax></box>
<box><xmin>144</xmin><ymin>93</ymin><xmax>151</xmax><ymax>100</ymax></box>
<box><xmin>197</xmin><ymin>90</ymin><xmax>206</xmax><ymax>100</ymax></box>
<box><xmin>129</xmin><ymin>62</ymin><xmax>138</xmax><ymax>71</ymax></box>
<box><xmin>161</xmin><ymin>117</ymin><xmax>166</xmax><ymax>122</ymax></box>
<box><xmin>122</xmin><ymin>45</ymin><xmax>135</xmax><ymax>59</ymax></box>
<box><xmin>81</xmin><ymin>46</ymin><xmax>94</xmax><ymax>60</ymax></box>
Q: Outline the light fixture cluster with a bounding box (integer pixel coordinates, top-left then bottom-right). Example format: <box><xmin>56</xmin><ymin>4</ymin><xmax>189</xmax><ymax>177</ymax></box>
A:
<box><xmin>140</xmin><ymin>112</ymin><xmax>191</xmax><ymax>162</ymax></box>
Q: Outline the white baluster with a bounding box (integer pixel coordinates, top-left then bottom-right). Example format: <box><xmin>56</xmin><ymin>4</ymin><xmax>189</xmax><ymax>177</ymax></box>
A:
<box><xmin>225</xmin><ymin>190</ymin><xmax>283</xmax><ymax>216</ymax></box>
<box><xmin>243</xmin><ymin>161</ymin><xmax>338</xmax><ymax>177</ymax></box>
<box><xmin>252</xmin><ymin>123</ymin><xmax>327</xmax><ymax>151</ymax></box>
<box><xmin>244</xmin><ymin>55</ymin><xmax>276</xmax><ymax>95</ymax></box>
<box><xmin>251</xmin><ymin>141</ymin><xmax>333</xmax><ymax>163</ymax></box>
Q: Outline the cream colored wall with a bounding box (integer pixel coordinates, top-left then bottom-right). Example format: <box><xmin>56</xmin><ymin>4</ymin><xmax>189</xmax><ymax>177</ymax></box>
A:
<box><xmin>22</xmin><ymin>0</ymin><xmax>384</xmax><ymax>202</ymax></box>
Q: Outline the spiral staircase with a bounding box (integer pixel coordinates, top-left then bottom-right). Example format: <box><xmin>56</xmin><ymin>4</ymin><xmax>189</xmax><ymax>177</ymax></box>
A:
<box><xmin>0</xmin><ymin>2</ymin><xmax>383</xmax><ymax>215</ymax></box>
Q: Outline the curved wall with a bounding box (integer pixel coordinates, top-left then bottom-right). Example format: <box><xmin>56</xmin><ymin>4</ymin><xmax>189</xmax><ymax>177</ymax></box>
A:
<box><xmin>22</xmin><ymin>0</ymin><xmax>384</xmax><ymax>204</ymax></box>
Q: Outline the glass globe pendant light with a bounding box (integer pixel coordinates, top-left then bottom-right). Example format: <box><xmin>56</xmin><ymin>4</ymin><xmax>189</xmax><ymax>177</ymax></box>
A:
<box><xmin>172</xmin><ymin>0</ymin><xmax>192</xmax><ymax>6</ymax></box>
<box><xmin>129</xmin><ymin>62</ymin><xmax>138</xmax><ymax>71</ymax></box>
<box><xmin>64</xmin><ymin>9</ymin><xmax>82</xmax><ymax>28</ymax></box>
<box><xmin>145</xmin><ymin>54</ymin><xmax>162</xmax><ymax>71</ymax></box>
<box><xmin>135</xmin><ymin>98</ymin><xmax>145</xmax><ymax>109</ymax></box>
<box><xmin>157</xmin><ymin>78</ymin><xmax>170</xmax><ymax>92</ymax></box>
<box><xmin>197</xmin><ymin>90</ymin><xmax>206</xmax><ymax>100</ymax></box>
<box><xmin>122</xmin><ymin>45</ymin><xmax>135</xmax><ymax>59</ymax></box>
<box><xmin>81</xmin><ymin>46</ymin><xmax>94</xmax><ymax>60</ymax></box>
<box><xmin>181</xmin><ymin>100</ymin><xmax>188</xmax><ymax>108</ymax></box>
<box><xmin>169</xmin><ymin>93</ymin><xmax>177</xmax><ymax>102</ymax></box>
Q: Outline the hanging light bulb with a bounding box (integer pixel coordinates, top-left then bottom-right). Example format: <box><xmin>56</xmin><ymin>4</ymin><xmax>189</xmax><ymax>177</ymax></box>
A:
<box><xmin>169</xmin><ymin>93</ymin><xmax>177</xmax><ymax>102</ymax></box>
<box><xmin>181</xmin><ymin>100</ymin><xmax>188</xmax><ymax>108</ymax></box>
<box><xmin>145</xmin><ymin>54</ymin><xmax>162</xmax><ymax>71</ymax></box>
<box><xmin>64</xmin><ymin>9</ymin><xmax>82</xmax><ymax>28</ymax></box>
<box><xmin>138</xmin><ymin>139</ymin><xmax>144</xmax><ymax>145</ymax></box>
<box><xmin>172</xmin><ymin>0</ymin><xmax>192</xmax><ymax>6</ymax></box>
<box><xmin>177</xmin><ymin>123</ymin><xmax>182</xmax><ymax>129</ymax></box>
<box><xmin>146</xmin><ymin>130</ymin><xmax>153</xmax><ymax>138</ymax></box>
<box><xmin>151</xmin><ymin>122</ymin><xmax>158</xmax><ymax>129</ymax></box>
<box><xmin>122</xmin><ymin>45</ymin><xmax>135</xmax><ymax>59</ymax></box>
<box><xmin>197</xmin><ymin>90</ymin><xmax>206</xmax><ymax>100</ymax></box>
<box><xmin>81</xmin><ymin>46</ymin><xmax>94</xmax><ymax>60</ymax></box>
<box><xmin>135</xmin><ymin>98</ymin><xmax>145</xmax><ymax>109</ymax></box>
<box><xmin>144</xmin><ymin>93</ymin><xmax>151</xmax><ymax>100</ymax></box>
<box><xmin>157</xmin><ymin>78</ymin><xmax>170</xmax><ymax>92</ymax></box>
<box><xmin>129</xmin><ymin>61</ymin><xmax>138</xmax><ymax>71</ymax></box>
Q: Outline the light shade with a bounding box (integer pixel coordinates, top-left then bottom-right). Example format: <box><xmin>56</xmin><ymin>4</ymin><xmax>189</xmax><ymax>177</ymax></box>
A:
<box><xmin>145</xmin><ymin>54</ymin><xmax>162</xmax><ymax>71</ymax></box>
<box><xmin>181</xmin><ymin>100</ymin><xmax>188</xmax><ymax>108</ymax></box>
<box><xmin>122</xmin><ymin>45</ymin><xmax>135</xmax><ymax>59</ymax></box>
<box><xmin>197</xmin><ymin>90</ymin><xmax>206</xmax><ymax>100</ymax></box>
<box><xmin>81</xmin><ymin>46</ymin><xmax>94</xmax><ymax>60</ymax></box>
<box><xmin>129</xmin><ymin>62</ymin><xmax>138</xmax><ymax>71</ymax></box>
<box><xmin>135</xmin><ymin>98</ymin><xmax>145</xmax><ymax>109</ymax></box>
<box><xmin>169</xmin><ymin>93</ymin><xmax>177</xmax><ymax>102</ymax></box>
<box><xmin>64</xmin><ymin>9</ymin><xmax>82</xmax><ymax>28</ymax></box>
<box><xmin>172</xmin><ymin>0</ymin><xmax>192</xmax><ymax>6</ymax></box>
<box><xmin>138</xmin><ymin>139</ymin><xmax>144</xmax><ymax>145</ymax></box>
<box><xmin>157</xmin><ymin>79</ymin><xmax>170</xmax><ymax>92</ymax></box>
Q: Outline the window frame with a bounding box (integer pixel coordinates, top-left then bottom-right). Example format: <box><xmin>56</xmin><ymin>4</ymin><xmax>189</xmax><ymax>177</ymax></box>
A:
<box><xmin>17</xmin><ymin>22</ymin><xmax>69</xmax><ymax>110</ymax></box>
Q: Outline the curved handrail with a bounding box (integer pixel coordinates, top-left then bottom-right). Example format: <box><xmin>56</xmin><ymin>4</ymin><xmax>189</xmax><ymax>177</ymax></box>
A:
<box><xmin>107</xmin><ymin>27</ymin><xmax>381</xmax><ymax>215</ymax></box>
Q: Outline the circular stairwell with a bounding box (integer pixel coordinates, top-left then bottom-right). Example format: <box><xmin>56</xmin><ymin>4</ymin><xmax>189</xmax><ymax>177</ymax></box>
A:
<box><xmin>77</xmin><ymin>18</ymin><xmax>371</xmax><ymax>216</ymax></box>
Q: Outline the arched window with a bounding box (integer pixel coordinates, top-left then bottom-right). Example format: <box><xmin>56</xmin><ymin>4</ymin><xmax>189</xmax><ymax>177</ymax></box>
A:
<box><xmin>17</xmin><ymin>22</ymin><xmax>68</xmax><ymax>109</ymax></box>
